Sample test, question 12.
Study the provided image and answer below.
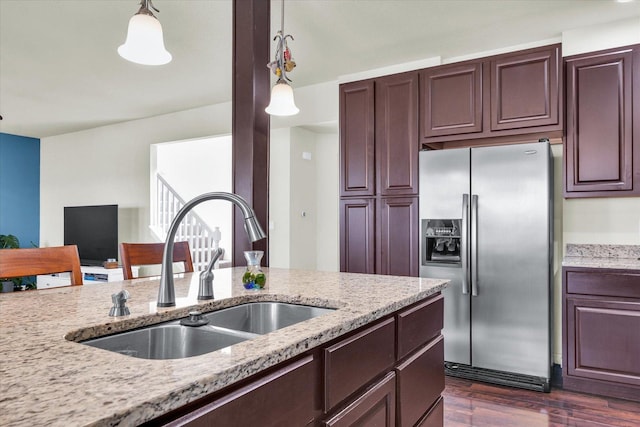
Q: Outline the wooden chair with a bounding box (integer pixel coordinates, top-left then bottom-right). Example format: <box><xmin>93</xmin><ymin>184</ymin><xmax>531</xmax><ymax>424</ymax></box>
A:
<box><xmin>119</xmin><ymin>242</ymin><xmax>194</xmax><ymax>280</ymax></box>
<box><xmin>0</xmin><ymin>245</ymin><xmax>83</xmax><ymax>286</ymax></box>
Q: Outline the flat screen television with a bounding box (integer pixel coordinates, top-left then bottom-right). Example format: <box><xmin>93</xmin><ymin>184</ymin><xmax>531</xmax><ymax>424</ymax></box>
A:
<box><xmin>64</xmin><ymin>205</ymin><xmax>118</xmax><ymax>266</ymax></box>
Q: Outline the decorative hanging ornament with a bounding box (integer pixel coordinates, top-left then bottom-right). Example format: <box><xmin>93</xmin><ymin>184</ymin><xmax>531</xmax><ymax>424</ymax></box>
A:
<box><xmin>267</xmin><ymin>31</ymin><xmax>296</xmax><ymax>82</ymax></box>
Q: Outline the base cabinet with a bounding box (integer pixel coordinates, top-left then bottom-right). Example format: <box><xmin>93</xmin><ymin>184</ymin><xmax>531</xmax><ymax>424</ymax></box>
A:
<box><xmin>396</xmin><ymin>336</ymin><xmax>444</xmax><ymax>427</ymax></box>
<box><xmin>323</xmin><ymin>372</ymin><xmax>396</xmax><ymax>427</ymax></box>
<box><xmin>148</xmin><ymin>294</ymin><xmax>444</xmax><ymax>427</ymax></box>
<box><xmin>164</xmin><ymin>355</ymin><xmax>320</xmax><ymax>427</ymax></box>
<box><xmin>563</xmin><ymin>267</ymin><xmax>640</xmax><ymax>402</ymax></box>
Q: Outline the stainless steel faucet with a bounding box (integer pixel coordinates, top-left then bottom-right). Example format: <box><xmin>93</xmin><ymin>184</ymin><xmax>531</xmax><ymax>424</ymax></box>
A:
<box><xmin>157</xmin><ymin>192</ymin><xmax>267</xmax><ymax>307</ymax></box>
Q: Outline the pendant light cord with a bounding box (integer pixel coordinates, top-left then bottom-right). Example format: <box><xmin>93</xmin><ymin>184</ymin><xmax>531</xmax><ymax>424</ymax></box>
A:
<box><xmin>280</xmin><ymin>0</ymin><xmax>285</xmax><ymax>34</ymax></box>
<box><xmin>279</xmin><ymin>0</ymin><xmax>285</xmax><ymax>80</ymax></box>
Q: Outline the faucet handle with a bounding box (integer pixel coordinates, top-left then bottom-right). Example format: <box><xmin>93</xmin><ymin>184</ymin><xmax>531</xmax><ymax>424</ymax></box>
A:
<box><xmin>109</xmin><ymin>290</ymin><xmax>131</xmax><ymax>317</ymax></box>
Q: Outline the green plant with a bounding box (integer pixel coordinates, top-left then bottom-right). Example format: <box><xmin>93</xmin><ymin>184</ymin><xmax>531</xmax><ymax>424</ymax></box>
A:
<box><xmin>0</xmin><ymin>234</ymin><xmax>19</xmax><ymax>249</ymax></box>
<box><xmin>0</xmin><ymin>234</ymin><xmax>36</xmax><ymax>291</ymax></box>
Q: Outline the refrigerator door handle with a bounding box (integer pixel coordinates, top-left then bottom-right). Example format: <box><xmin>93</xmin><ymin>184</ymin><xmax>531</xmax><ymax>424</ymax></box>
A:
<box><xmin>471</xmin><ymin>194</ymin><xmax>479</xmax><ymax>297</ymax></box>
<box><xmin>461</xmin><ymin>194</ymin><xmax>470</xmax><ymax>295</ymax></box>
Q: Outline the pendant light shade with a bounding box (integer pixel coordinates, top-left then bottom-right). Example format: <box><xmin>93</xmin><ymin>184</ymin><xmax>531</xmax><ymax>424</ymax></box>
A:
<box><xmin>118</xmin><ymin>1</ymin><xmax>172</xmax><ymax>66</ymax></box>
<box><xmin>265</xmin><ymin>79</ymin><xmax>299</xmax><ymax>116</ymax></box>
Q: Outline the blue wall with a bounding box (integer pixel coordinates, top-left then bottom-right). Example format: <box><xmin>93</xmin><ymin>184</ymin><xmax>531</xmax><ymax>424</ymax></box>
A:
<box><xmin>0</xmin><ymin>133</ymin><xmax>40</xmax><ymax>247</ymax></box>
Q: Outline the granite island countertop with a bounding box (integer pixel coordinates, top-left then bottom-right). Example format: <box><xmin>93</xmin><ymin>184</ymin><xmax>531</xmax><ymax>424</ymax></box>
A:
<box><xmin>562</xmin><ymin>243</ymin><xmax>640</xmax><ymax>270</ymax></box>
<box><xmin>0</xmin><ymin>267</ymin><xmax>447</xmax><ymax>427</ymax></box>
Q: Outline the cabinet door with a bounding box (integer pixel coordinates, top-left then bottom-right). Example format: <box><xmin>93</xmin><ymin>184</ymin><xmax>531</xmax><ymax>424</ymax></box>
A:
<box><xmin>323</xmin><ymin>372</ymin><xmax>396</xmax><ymax>427</ymax></box>
<box><xmin>415</xmin><ymin>397</ymin><xmax>443</xmax><ymax>427</ymax></box>
<box><xmin>564</xmin><ymin>47</ymin><xmax>636</xmax><ymax>196</ymax></box>
<box><xmin>396</xmin><ymin>336</ymin><xmax>444</xmax><ymax>427</ymax></box>
<box><xmin>420</xmin><ymin>62</ymin><xmax>483</xmax><ymax>139</ymax></box>
<box><xmin>490</xmin><ymin>44</ymin><xmax>561</xmax><ymax>131</ymax></box>
<box><xmin>376</xmin><ymin>72</ymin><xmax>419</xmax><ymax>196</ymax></box>
<box><xmin>566</xmin><ymin>297</ymin><xmax>640</xmax><ymax>388</ymax></box>
<box><xmin>376</xmin><ymin>197</ymin><xmax>419</xmax><ymax>277</ymax></box>
<box><xmin>340</xmin><ymin>198</ymin><xmax>375</xmax><ymax>274</ymax></box>
<box><xmin>340</xmin><ymin>81</ymin><xmax>375</xmax><ymax>197</ymax></box>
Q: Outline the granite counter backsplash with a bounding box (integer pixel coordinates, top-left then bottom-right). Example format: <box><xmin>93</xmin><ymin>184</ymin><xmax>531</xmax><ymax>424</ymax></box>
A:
<box><xmin>563</xmin><ymin>244</ymin><xmax>640</xmax><ymax>270</ymax></box>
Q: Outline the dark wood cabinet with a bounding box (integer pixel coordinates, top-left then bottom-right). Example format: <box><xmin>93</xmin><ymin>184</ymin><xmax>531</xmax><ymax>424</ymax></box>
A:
<box><xmin>340</xmin><ymin>80</ymin><xmax>375</xmax><ymax>197</ymax></box>
<box><xmin>150</xmin><ymin>294</ymin><xmax>445</xmax><ymax>427</ymax></box>
<box><xmin>164</xmin><ymin>354</ymin><xmax>320</xmax><ymax>427</ymax></box>
<box><xmin>340</xmin><ymin>73</ymin><xmax>419</xmax><ymax>277</ymax></box>
<box><xmin>323</xmin><ymin>372</ymin><xmax>396</xmax><ymax>427</ymax></box>
<box><xmin>396</xmin><ymin>335</ymin><xmax>444</xmax><ymax>427</ymax></box>
<box><xmin>564</xmin><ymin>45</ymin><xmax>640</xmax><ymax>198</ymax></box>
<box><xmin>322</xmin><ymin>294</ymin><xmax>444</xmax><ymax>427</ymax></box>
<box><xmin>339</xmin><ymin>198</ymin><xmax>375</xmax><ymax>274</ymax></box>
<box><xmin>490</xmin><ymin>46</ymin><xmax>561</xmax><ymax>131</ymax></box>
<box><xmin>324</xmin><ymin>318</ymin><xmax>396</xmax><ymax>412</ymax></box>
<box><xmin>376</xmin><ymin>73</ymin><xmax>419</xmax><ymax>196</ymax></box>
<box><xmin>376</xmin><ymin>197</ymin><xmax>419</xmax><ymax>277</ymax></box>
<box><xmin>419</xmin><ymin>61</ymin><xmax>483</xmax><ymax>138</ymax></box>
<box><xmin>396</xmin><ymin>293</ymin><xmax>444</xmax><ymax>360</ymax></box>
<box><xmin>419</xmin><ymin>44</ymin><xmax>562</xmax><ymax>146</ymax></box>
<box><xmin>563</xmin><ymin>267</ymin><xmax>640</xmax><ymax>402</ymax></box>
<box><xmin>415</xmin><ymin>397</ymin><xmax>444</xmax><ymax>427</ymax></box>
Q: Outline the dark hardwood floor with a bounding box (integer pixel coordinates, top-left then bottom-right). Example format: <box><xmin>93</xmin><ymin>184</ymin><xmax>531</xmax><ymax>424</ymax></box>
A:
<box><xmin>443</xmin><ymin>376</ymin><xmax>640</xmax><ymax>426</ymax></box>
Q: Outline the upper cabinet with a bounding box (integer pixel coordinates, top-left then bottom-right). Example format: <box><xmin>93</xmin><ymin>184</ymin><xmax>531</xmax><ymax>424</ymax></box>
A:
<box><xmin>340</xmin><ymin>80</ymin><xmax>375</xmax><ymax>197</ymax></box>
<box><xmin>420</xmin><ymin>62</ymin><xmax>483</xmax><ymax>138</ymax></box>
<box><xmin>490</xmin><ymin>46</ymin><xmax>560</xmax><ymax>131</ymax></box>
<box><xmin>564</xmin><ymin>45</ymin><xmax>640</xmax><ymax>198</ymax></box>
<box><xmin>375</xmin><ymin>72</ymin><xmax>419</xmax><ymax>196</ymax></box>
<box><xmin>340</xmin><ymin>73</ymin><xmax>419</xmax><ymax>198</ymax></box>
<box><xmin>419</xmin><ymin>44</ymin><xmax>563</xmax><ymax>146</ymax></box>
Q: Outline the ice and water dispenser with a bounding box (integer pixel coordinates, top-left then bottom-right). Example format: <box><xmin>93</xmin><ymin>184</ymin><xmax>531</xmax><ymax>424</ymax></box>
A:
<box><xmin>421</xmin><ymin>219</ymin><xmax>461</xmax><ymax>264</ymax></box>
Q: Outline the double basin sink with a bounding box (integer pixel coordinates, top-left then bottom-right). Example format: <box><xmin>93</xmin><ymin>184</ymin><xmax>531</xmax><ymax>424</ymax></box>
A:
<box><xmin>81</xmin><ymin>302</ymin><xmax>335</xmax><ymax>360</ymax></box>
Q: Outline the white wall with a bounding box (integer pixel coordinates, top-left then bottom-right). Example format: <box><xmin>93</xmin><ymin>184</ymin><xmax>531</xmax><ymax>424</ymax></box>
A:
<box><xmin>40</xmin><ymin>82</ymin><xmax>338</xmax><ymax>259</ymax></box>
<box><xmin>268</xmin><ymin>128</ymin><xmax>291</xmax><ymax>268</ymax></box>
<box><xmin>288</xmin><ymin>128</ymin><xmax>318</xmax><ymax>270</ymax></box>
<box><xmin>315</xmin><ymin>132</ymin><xmax>340</xmax><ymax>272</ymax></box>
<box><xmin>40</xmin><ymin>103</ymin><xmax>233</xmax><ymax>250</ymax></box>
<box><xmin>562</xmin><ymin>16</ymin><xmax>640</xmax><ymax>57</ymax></box>
<box><xmin>268</xmin><ymin>126</ymin><xmax>340</xmax><ymax>272</ymax></box>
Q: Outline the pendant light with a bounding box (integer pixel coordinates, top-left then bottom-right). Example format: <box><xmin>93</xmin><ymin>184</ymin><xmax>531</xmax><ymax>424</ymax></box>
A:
<box><xmin>265</xmin><ymin>0</ymin><xmax>299</xmax><ymax>116</ymax></box>
<box><xmin>118</xmin><ymin>0</ymin><xmax>172</xmax><ymax>66</ymax></box>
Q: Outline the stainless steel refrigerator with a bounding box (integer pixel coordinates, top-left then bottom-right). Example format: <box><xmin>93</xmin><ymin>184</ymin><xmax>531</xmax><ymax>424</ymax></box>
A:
<box><xmin>419</xmin><ymin>141</ymin><xmax>552</xmax><ymax>392</ymax></box>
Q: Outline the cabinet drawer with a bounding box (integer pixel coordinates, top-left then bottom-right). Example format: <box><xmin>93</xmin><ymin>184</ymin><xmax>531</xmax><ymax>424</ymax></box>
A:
<box><xmin>397</xmin><ymin>294</ymin><xmax>443</xmax><ymax>360</ymax></box>
<box><xmin>324</xmin><ymin>318</ymin><xmax>396</xmax><ymax>412</ymax></box>
<box><xmin>323</xmin><ymin>372</ymin><xmax>396</xmax><ymax>427</ymax></box>
<box><xmin>415</xmin><ymin>397</ymin><xmax>444</xmax><ymax>427</ymax></box>
<box><xmin>396</xmin><ymin>335</ymin><xmax>444</xmax><ymax>427</ymax></box>
<box><xmin>565</xmin><ymin>269</ymin><xmax>640</xmax><ymax>298</ymax></box>
<box><xmin>167</xmin><ymin>355</ymin><xmax>319</xmax><ymax>427</ymax></box>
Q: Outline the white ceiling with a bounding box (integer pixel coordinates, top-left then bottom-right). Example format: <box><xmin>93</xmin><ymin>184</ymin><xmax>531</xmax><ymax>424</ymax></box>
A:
<box><xmin>0</xmin><ymin>0</ymin><xmax>638</xmax><ymax>138</ymax></box>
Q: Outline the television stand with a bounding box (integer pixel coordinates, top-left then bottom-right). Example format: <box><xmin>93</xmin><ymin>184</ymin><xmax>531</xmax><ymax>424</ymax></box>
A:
<box><xmin>36</xmin><ymin>266</ymin><xmax>139</xmax><ymax>289</ymax></box>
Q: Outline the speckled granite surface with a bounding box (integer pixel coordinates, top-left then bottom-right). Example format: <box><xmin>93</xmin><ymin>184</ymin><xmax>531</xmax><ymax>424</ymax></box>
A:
<box><xmin>0</xmin><ymin>268</ymin><xmax>447</xmax><ymax>427</ymax></box>
<box><xmin>563</xmin><ymin>244</ymin><xmax>640</xmax><ymax>270</ymax></box>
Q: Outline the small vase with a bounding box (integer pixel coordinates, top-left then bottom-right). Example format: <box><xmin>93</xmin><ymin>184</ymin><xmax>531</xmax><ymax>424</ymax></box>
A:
<box><xmin>242</xmin><ymin>250</ymin><xmax>266</xmax><ymax>289</ymax></box>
